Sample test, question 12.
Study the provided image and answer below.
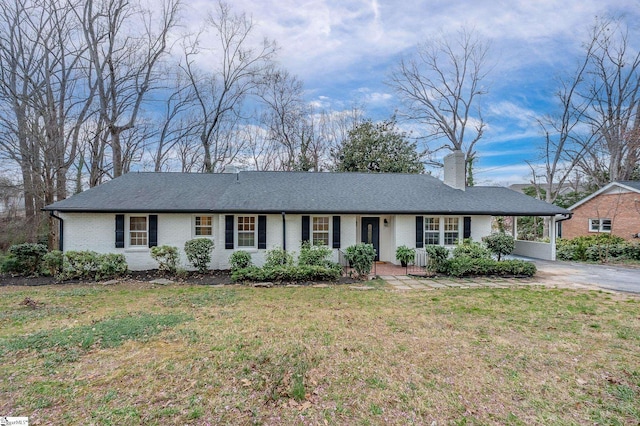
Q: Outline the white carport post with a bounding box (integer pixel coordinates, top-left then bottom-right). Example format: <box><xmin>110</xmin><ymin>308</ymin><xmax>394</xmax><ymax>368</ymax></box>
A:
<box><xmin>549</xmin><ymin>215</ymin><xmax>557</xmax><ymax>260</ymax></box>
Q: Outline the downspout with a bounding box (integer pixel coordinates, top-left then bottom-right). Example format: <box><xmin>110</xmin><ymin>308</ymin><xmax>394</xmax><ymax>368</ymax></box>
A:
<box><xmin>49</xmin><ymin>211</ymin><xmax>64</xmax><ymax>251</ymax></box>
<box><xmin>554</xmin><ymin>213</ymin><xmax>573</xmax><ymax>239</ymax></box>
<box><xmin>281</xmin><ymin>212</ymin><xmax>286</xmax><ymax>251</ymax></box>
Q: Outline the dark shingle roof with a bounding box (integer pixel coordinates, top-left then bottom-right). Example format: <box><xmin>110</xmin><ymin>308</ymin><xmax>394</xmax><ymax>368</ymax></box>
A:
<box><xmin>44</xmin><ymin>171</ymin><xmax>569</xmax><ymax>216</ymax></box>
<box><xmin>619</xmin><ymin>180</ymin><xmax>640</xmax><ymax>191</ymax></box>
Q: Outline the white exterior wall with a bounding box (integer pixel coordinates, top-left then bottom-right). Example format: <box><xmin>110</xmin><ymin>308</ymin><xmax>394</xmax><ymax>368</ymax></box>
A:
<box><xmin>59</xmin><ymin>212</ymin><xmax>497</xmax><ymax>270</ymax></box>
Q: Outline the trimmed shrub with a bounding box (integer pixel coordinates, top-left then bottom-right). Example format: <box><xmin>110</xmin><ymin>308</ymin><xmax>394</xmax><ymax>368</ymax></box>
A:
<box><xmin>439</xmin><ymin>257</ymin><xmax>536</xmax><ymax>277</ymax></box>
<box><xmin>264</xmin><ymin>246</ymin><xmax>294</xmax><ymax>268</ymax></box>
<box><xmin>230</xmin><ymin>250</ymin><xmax>253</xmax><ymax>271</ymax></box>
<box><xmin>96</xmin><ymin>254</ymin><xmax>128</xmax><ymax>279</ymax></box>
<box><xmin>58</xmin><ymin>251</ymin><xmax>127</xmax><ymax>281</ymax></box>
<box><xmin>232</xmin><ymin>264</ymin><xmax>342</xmax><ymax>284</ymax></box>
<box><xmin>345</xmin><ymin>243</ymin><xmax>376</xmax><ymax>279</ymax></box>
<box><xmin>4</xmin><ymin>243</ymin><xmax>48</xmax><ymax>275</ymax></box>
<box><xmin>42</xmin><ymin>250</ymin><xmax>64</xmax><ymax>276</ymax></box>
<box><xmin>556</xmin><ymin>234</ymin><xmax>631</xmax><ymax>262</ymax></box>
<box><xmin>150</xmin><ymin>245</ymin><xmax>180</xmax><ymax>274</ymax></box>
<box><xmin>483</xmin><ymin>232</ymin><xmax>515</xmax><ymax>261</ymax></box>
<box><xmin>231</xmin><ymin>266</ymin><xmax>265</xmax><ymax>282</ymax></box>
<box><xmin>184</xmin><ymin>238</ymin><xmax>215</xmax><ymax>273</ymax></box>
<box><xmin>298</xmin><ymin>242</ymin><xmax>333</xmax><ymax>267</ymax></box>
<box><xmin>452</xmin><ymin>239</ymin><xmax>491</xmax><ymax>260</ymax></box>
<box><xmin>424</xmin><ymin>245</ymin><xmax>449</xmax><ymax>272</ymax></box>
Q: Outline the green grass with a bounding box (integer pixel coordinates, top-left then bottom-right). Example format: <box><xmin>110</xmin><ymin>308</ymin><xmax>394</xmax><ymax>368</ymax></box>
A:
<box><xmin>0</xmin><ymin>281</ymin><xmax>638</xmax><ymax>424</ymax></box>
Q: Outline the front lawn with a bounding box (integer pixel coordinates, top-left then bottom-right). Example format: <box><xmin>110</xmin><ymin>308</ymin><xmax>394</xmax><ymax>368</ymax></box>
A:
<box><xmin>1</xmin><ymin>281</ymin><xmax>639</xmax><ymax>424</ymax></box>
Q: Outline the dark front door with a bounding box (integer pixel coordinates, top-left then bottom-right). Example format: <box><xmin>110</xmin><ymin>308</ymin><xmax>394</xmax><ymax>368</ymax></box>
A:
<box><xmin>361</xmin><ymin>217</ymin><xmax>380</xmax><ymax>261</ymax></box>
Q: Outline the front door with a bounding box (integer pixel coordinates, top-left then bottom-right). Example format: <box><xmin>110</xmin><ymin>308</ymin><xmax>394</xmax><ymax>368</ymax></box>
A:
<box><xmin>361</xmin><ymin>217</ymin><xmax>380</xmax><ymax>261</ymax></box>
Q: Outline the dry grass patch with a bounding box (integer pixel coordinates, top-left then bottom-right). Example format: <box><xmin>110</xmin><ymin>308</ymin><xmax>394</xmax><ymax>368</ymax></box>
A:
<box><xmin>0</xmin><ymin>282</ymin><xmax>639</xmax><ymax>425</ymax></box>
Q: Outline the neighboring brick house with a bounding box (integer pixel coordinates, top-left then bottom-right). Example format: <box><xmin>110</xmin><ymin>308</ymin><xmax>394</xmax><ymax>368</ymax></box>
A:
<box><xmin>563</xmin><ymin>181</ymin><xmax>640</xmax><ymax>241</ymax></box>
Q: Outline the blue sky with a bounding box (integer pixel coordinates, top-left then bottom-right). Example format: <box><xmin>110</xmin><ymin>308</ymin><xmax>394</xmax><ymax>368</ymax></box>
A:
<box><xmin>185</xmin><ymin>1</ymin><xmax>640</xmax><ymax>185</ymax></box>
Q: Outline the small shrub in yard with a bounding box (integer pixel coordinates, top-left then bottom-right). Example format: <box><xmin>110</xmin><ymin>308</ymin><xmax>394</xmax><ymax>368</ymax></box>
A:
<box><xmin>425</xmin><ymin>245</ymin><xmax>449</xmax><ymax>271</ymax></box>
<box><xmin>264</xmin><ymin>246</ymin><xmax>294</xmax><ymax>268</ymax></box>
<box><xmin>150</xmin><ymin>245</ymin><xmax>180</xmax><ymax>274</ymax></box>
<box><xmin>231</xmin><ymin>266</ymin><xmax>265</xmax><ymax>282</ymax></box>
<box><xmin>42</xmin><ymin>250</ymin><xmax>64</xmax><ymax>275</ymax></box>
<box><xmin>483</xmin><ymin>232</ymin><xmax>515</xmax><ymax>261</ymax></box>
<box><xmin>58</xmin><ymin>251</ymin><xmax>127</xmax><ymax>281</ymax></box>
<box><xmin>184</xmin><ymin>238</ymin><xmax>214</xmax><ymax>273</ymax></box>
<box><xmin>229</xmin><ymin>250</ymin><xmax>252</xmax><ymax>271</ymax></box>
<box><xmin>345</xmin><ymin>243</ymin><xmax>376</xmax><ymax>279</ymax></box>
<box><xmin>452</xmin><ymin>239</ymin><xmax>491</xmax><ymax>259</ymax></box>
<box><xmin>298</xmin><ymin>242</ymin><xmax>333</xmax><ymax>267</ymax></box>
<box><xmin>3</xmin><ymin>243</ymin><xmax>48</xmax><ymax>275</ymax></box>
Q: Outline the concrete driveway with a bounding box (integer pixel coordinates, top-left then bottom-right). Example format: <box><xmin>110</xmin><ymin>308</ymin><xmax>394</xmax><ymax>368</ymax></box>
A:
<box><xmin>532</xmin><ymin>259</ymin><xmax>640</xmax><ymax>294</ymax></box>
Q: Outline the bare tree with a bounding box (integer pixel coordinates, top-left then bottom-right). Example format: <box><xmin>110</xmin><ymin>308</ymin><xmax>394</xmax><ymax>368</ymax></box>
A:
<box><xmin>578</xmin><ymin>18</ymin><xmax>640</xmax><ymax>186</ymax></box>
<box><xmin>258</xmin><ymin>68</ymin><xmax>307</xmax><ymax>170</ymax></box>
<box><xmin>0</xmin><ymin>0</ymin><xmax>97</xmax><ymax>245</ymax></box>
<box><xmin>151</xmin><ymin>71</ymin><xmax>199</xmax><ymax>171</ymax></box>
<box><xmin>181</xmin><ymin>1</ymin><xmax>276</xmax><ymax>173</ymax></box>
<box><xmin>79</xmin><ymin>0</ymin><xmax>179</xmax><ymax>179</ymax></box>
<box><xmin>389</xmin><ymin>27</ymin><xmax>490</xmax><ymax>179</ymax></box>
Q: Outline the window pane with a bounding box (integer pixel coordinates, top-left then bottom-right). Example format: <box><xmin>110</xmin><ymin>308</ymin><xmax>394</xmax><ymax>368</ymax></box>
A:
<box><xmin>195</xmin><ymin>216</ymin><xmax>212</xmax><ymax>236</ymax></box>
<box><xmin>425</xmin><ymin>232</ymin><xmax>439</xmax><ymax>245</ymax></box>
<box><xmin>238</xmin><ymin>216</ymin><xmax>256</xmax><ymax>247</ymax></box>
<box><xmin>601</xmin><ymin>219</ymin><xmax>611</xmax><ymax>231</ymax></box>
<box><xmin>444</xmin><ymin>218</ymin><xmax>459</xmax><ymax>245</ymax></box>
<box><xmin>312</xmin><ymin>217</ymin><xmax>330</xmax><ymax>245</ymax></box>
<box><xmin>130</xmin><ymin>217</ymin><xmax>147</xmax><ymax>246</ymax></box>
<box><xmin>425</xmin><ymin>217</ymin><xmax>439</xmax><ymax>231</ymax></box>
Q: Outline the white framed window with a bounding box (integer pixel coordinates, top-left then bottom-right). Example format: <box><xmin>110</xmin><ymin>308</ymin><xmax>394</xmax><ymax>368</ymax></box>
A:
<box><xmin>589</xmin><ymin>218</ymin><xmax>611</xmax><ymax>233</ymax></box>
<box><xmin>129</xmin><ymin>216</ymin><xmax>147</xmax><ymax>246</ymax></box>
<box><xmin>444</xmin><ymin>217</ymin><xmax>460</xmax><ymax>245</ymax></box>
<box><xmin>312</xmin><ymin>216</ymin><xmax>330</xmax><ymax>246</ymax></box>
<box><xmin>194</xmin><ymin>215</ymin><xmax>213</xmax><ymax>236</ymax></box>
<box><xmin>424</xmin><ymin>217</ymin><xmax>461</xmax><ymax>246</ymax></box>
<box><xmin>425</xmin><ymin>217</ymin><xmax>440</xmax><ymax>245</ymax></box>
<box><xmin>237</xmin><ymin>216</ymin><xmax>256</xmax><ymax>248</ymax></box>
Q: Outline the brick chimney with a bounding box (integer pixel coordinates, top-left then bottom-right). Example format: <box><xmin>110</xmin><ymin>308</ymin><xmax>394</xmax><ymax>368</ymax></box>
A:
<box><xmin>443</xmin><ymin>150</ymin><xmax>465</xmax><ymax>191</ymax></box>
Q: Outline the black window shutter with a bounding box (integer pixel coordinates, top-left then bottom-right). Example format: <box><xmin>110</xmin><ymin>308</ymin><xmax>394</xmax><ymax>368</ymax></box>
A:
<box><xmin>332</xmin><ymin>216</ymin><xmax>341</xmax><ymax>248</ymax></box>
<box><xmin>148</xmin><ymin>215</ymin><xmax>158</xmax><ymax>247</ymax></box>
<box><xmin>225</xmin><ymin>215</ymin><xmax>234</xmax><ymax>249</ymax></box>
<box><xmin>301</xmin><ymin>215</ymin><xmax>310</xmax><ymax>242</ymax></box>
<box><xmin>115</xmin><ymin>214</ymin><xmax>125</xmax><ymax>248</ymax></box>
<box><xmin>258</xmin><ymin>215</ymin><xmax>267</xmax><ymax>249</ymax></box>
<box><xmin>415</xmin><ymin>216</ymin><xmax>424</xmax><ymax>248</ymax></box>
<box><xmin>463</xmin><ymin>216</ymin><xmax>471</xmax><ymax>239</ymax></box>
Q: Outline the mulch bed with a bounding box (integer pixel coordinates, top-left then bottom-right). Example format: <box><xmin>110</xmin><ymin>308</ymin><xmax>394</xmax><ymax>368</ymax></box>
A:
<box><xmin>0</xmin><ymin>270</ymin><xmax>358</xmax><ymax>287</ymax></box>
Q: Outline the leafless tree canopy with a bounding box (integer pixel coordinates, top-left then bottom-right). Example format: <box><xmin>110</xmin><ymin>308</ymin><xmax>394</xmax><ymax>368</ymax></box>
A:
<box><xmin>389</xmin><ymin>27</ymin><xmax>491</xmax><ymax>171</ymax></box>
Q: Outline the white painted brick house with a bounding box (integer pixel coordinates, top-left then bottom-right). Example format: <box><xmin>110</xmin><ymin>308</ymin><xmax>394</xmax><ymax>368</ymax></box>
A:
<box><xmin>44</xmin><ymin>152</ymin><xmax>570</xmax><ymax>270</ymax></box>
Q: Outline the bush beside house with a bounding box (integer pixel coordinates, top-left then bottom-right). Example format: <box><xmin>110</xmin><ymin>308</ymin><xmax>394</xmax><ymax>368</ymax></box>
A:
<box><xmin>427</xmin><ymin>237</ymin><xmax>536</xmax><ymax>278</ymax></box>
<box><xmin>556</xmin><ymin>235</ymin><xmax>640</xmax><ymax>262</ymax></box>
<box><xmin>231</xmin><ymin>244</ymin><xmax>342</xmax><ymax>284</ymax></box>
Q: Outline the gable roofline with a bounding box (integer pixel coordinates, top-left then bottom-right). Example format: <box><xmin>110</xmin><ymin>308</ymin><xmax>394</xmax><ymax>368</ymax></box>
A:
<box><xmin>568</xmin><ymin>181</ymin><xmax>640</xmax><ymax>211</ymax></box>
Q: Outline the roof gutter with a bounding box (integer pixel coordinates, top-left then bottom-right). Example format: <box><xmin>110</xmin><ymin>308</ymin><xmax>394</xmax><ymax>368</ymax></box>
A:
<box><xmin>555</xmin><ymin>213</ymin><xmax>573</xmax><ymax>222</ymax></box>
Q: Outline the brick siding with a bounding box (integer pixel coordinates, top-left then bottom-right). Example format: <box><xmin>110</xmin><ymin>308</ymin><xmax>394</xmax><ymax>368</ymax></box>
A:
<box><xmin>563</xmin><ymin>192</ymin><xmax>640</xmax><ymax>240</ymax></box>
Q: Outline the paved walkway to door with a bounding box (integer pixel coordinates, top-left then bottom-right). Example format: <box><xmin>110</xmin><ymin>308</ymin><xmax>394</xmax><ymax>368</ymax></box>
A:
<box><xmin>372</xmin><ymin>261</ymin><xmax>628</xmax><ymax>293</ymax></box>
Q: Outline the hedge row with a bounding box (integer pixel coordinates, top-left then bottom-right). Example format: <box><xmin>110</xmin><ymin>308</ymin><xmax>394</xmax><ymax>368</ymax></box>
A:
<box><xmin>556</xmin><ymin>235</ymin><xmax>640</xmax><ymax>262</ymax></box>
<box><xmin>434</xmin><ymin>257</ymin><xmax>536</xmax><ymax>277</ymax></box>
<box><xmin>231</xmin><ymin>264</ymin><xmax>343</xmax><ymax>283</ymax></box>
<box><xmin>0</xmin><ymin>243</ymin><xmax>128</xmax><ymax>281</ymax></box>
